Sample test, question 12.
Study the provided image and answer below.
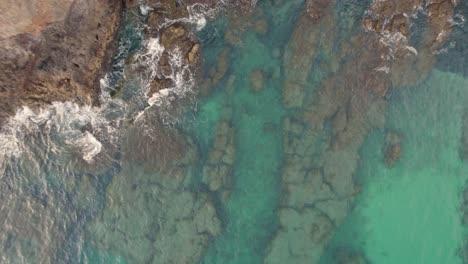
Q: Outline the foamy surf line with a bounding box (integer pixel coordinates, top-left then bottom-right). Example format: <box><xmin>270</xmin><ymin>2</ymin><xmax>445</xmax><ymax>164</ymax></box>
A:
<box><xmin>0</xmin><ymin>0</ymin><xmax>254</xmax><ymax>166</ymax></box>
<box><xmin>0</xmin><ymin>101</ymin><xmax>123</xmax><ymax>170</ymax></box>
<box><xmin>130</xmin><ymin>1</ymin><xmax>230</xmax><ymax>123</ymax></box>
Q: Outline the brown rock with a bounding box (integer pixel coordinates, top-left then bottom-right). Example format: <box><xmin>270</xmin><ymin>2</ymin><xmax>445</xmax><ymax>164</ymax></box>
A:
<box><xmin>0</xmin><ymin>0</ymin><xmax>123</xmax><ymax>124</ymax></box>
<box><xmin>202</xmin><ymin>120</ymin><xmax>236</xmax><ymax>194</ymax></box>
<box><xmin>148</xmin><ymin>78</ymin><xmax>174</xmax><ymax>97</ymax></box>
<box><xmin>305</xmin><ymin>0</ymin><xmax>332</xmax><ymax>22</ymax></box>
<box><xmin>249</xmin><ymin>70</ymin><xmax>265</xmax><ymax>92</ymax></box>
<box><xmin>282</xmin><ymin>0</ymin><xmax>335</xmax><ymax>108</ymax></box>
<box><xmin>383</xmin><ymin>131</ymin><xmax>403</xmax><ymax>167</ymax></box>
<box><xmin>254</xmin><ymin>19</ymin><xmax>269</xmax><ymax>34</ymax></box>
<box><xmin>124</xmin><ymin>0</ymin><xmax>139</xmax><ymax>8</ymax></box>
<box><xmin>161</xmin><ymin>25</ymin><xmax>187</xmax><ymax>48</ymax></box>
<box><xmin>188</xmin><ymin>43</ymin><xmax>200</xmax><ymax>64</ymax></box>
<box><xmin>211</xmin><ymin>48</ymin><xmax>230</xmax><ymax>85</ymax></box>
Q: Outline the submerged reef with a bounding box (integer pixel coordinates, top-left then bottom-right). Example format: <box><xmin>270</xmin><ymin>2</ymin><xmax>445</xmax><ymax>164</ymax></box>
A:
<box><xmin>0</xmin><ymin>0</ymin><xmax>465</xmax><ymax>263</ymax></box>
<box><xmin>383</xmin><ymin>130</ymin><xmax>403</xmax><ymax>167</ymax></box>
<box><xmin>265</xmin><ymin>0</ymin><xmax>459</xmax><ymax>263</ymax></box>
<box><xmin>0</xmin><ymin>0</ymin><xmax>261</xmax><ymax>262</ymax></box>
<box><xmin>87</xmin><ymin>117</ymin><xmax>222</xmax><ymax>263</ymax></box>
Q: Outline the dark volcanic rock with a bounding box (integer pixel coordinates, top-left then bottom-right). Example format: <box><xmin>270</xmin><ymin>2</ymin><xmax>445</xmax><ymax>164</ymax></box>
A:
<box><xmin>0</xmin><ymin>0</ymin><xmax>123</xmax><ymax>125</ymax></box>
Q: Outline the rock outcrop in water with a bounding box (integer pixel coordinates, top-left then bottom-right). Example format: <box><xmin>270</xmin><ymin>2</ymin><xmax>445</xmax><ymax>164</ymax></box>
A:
<box><xmin>333</xmin><ymin>247</ymin><xmax>369</xmax><ymax>264</ymax></box>
<box><xmin>266</xmin><ymin>0</ymin><xmax>459</xmax><ymax>263</ymax></box>
<box><xmin>0</xmin><ymin>0</ymin><xmax>123</xmax><ymax>125</ymax></box>
<box><xmin>383</xmin><ymin>131</ymin><xmax>403</xmax><ymax>167</ymax></box>
<box><xmin>88</xmin><ymin>115</ymin><xmax>222</xmax><ymax>263</ymax></box>
<box><xmin>203</xmin><ymin>120</ymin><xmax>236</xmax><ymax>202</ymax></box>
<box><xmin>83</xmin><ymin>1</ymin><xmax>246</xmax><ymax>263</ymax></box>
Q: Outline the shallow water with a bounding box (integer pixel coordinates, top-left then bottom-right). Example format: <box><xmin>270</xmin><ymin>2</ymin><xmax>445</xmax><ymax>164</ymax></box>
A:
<box><xmin>1</xmin><ymin>0</ymin><xmax>468</xmax><ymax>263</ymax></box>
<box><xmin>321</xmin><ymin>70</ymin><xmax>468</xmax><ymax>264</ymax></box>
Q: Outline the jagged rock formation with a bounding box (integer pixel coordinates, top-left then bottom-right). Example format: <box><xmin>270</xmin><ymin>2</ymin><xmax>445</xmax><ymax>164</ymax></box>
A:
<box><xmin>0</xmin><ymin>0</ymin><xmax>123</xmax><ymax>125</ymax></box>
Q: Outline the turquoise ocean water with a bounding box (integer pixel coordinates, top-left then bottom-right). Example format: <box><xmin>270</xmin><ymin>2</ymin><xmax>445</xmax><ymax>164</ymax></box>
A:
<box><xmin>1</xmin><ymin>0</ymin><xmax>468</xmax><ymax>263</ymax></box>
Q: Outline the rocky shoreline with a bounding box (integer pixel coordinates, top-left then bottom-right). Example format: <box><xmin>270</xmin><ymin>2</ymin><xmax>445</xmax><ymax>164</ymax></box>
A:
<box><xmin>0</xmin><ymin>0</ymin><xmax>254</xmax><ymax>125</ymax></box>
<box><xmin>0</xmin><ymin>0</ymin><xmax>465</xmax><ymax>263</ymax></box>
<box><xmin>0</xmin><ymin>0</ymin><xmax>124</xmax><ymax>126</ymax></box>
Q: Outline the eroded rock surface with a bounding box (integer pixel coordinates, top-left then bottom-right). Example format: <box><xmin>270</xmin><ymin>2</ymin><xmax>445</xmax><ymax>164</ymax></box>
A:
<box><xmin>0</xmin><ymin>0</ymin><xmax>123</xmax><ymax>124</ymax></box>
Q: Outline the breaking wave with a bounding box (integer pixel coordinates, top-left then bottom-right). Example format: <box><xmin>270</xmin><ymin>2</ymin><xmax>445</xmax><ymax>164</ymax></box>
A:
<box><xmin>0</xmin><ymin>0</ymin><xmax>228</xmax><ymax>169</ymax></box>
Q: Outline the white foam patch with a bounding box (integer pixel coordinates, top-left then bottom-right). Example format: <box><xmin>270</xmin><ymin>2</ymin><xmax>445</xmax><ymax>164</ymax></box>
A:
<box><xmin>0</xmin><ymin>100</ymin><xmax>123</xmax><ymax>169</ymax></box>
<box><xmin>131</xmin><ymin>30</ymin><xmax>196</xmax><ymax>124</ymax></box>
<box><xmin>140</xmin><ymin>4</ymin><xmax>154</xmax><ymax>16</ymax></box>
<box><xmin>375</xmin><ymin>65</ymin><xmax>390</xmax><ymax>74</ymax></box>
<box><xmin>451</xmin><ymin>13</ymin><xmax>465</xmax><ymax>27</ymax></box>
<box><xmin>378</xmin><ymin>31</ymin><xmax>418</xmax><ymax>59</ymax></box>
<box><xmin>73</xmin><ymin>132</ymin><xmax>103</xmax><ymax>163</ymax></box>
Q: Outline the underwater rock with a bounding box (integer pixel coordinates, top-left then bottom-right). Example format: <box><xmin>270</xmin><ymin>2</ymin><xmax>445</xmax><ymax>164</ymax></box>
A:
<box><xmin>249</xmin><ymin>70</ymin><xmax>265</xmax><ymax>92</ymax></box>
<box><xmin>281</xmin><ymin>168</ymin><xmax>335</xmax><ymax>208</ymax></box>
<box><xmin>333</xmin><ymin>247</ymin><xmax>369</xmax><ymax>264</ymax></box>
<box><xmin>0</xmin><ymin>0</ymin><xmax>123</xmax><ymax>125</ymax></box>
<box><xmin>383</xmin><ymin>131</ymin><xmax>403</xmax><ymax>167</ymax></box>
<box><xmin>203</xmin><ymin>120</ymin><xmax>236</xmax><ymax>201</ymax></box>
<box><xmin>460</xmin><ymin>239</ymin><xmax>468</xmax><ymax>264</ymax></box>
<box><xmin>231</xmin><ymin>0</ymin><xmax>258</xmax><ymax>14</ymax></box>
<box><xmin>461</xmin><ymin>185</ymin><xmax>468</xmax><ymax>225</ymax></box>
<box><xmin>268</xmin><ymin>0</ymin><xmax>458</xmax><ymax>261</ymax></box>
<box><xmin>88</xmin><ymin>119</ymin><xmax>221</xmax><ymax>263</ymax></box>
<box><xmin>461</xmin><ymin>111</ymin><xmax>468</xmax><ymax>160</ymax></box>
<box><xmin>254</xmin><ymin>19</ymin><xmax>269</xmax><ymax>34</ymax></box>
<box><xmin>305</xmin><ymin>0</ymin><xmax>333</xmax><ymax>22</ymax></box>
<box><xmin>224</xmin><ymin>2</ymin><xmax>266</xmax><ymax>46</ymax></box>
<box><xmin>265</xmin><ymin>208</ymin><xmax>334</xmax><ymax>264</ymax></box>
<box><xmin>201</xmin><ymin>48</ymin><xmax>230</xmax><ymax>95</ymax></box>
<box><xmin>212</xmin><ymin>48</ymin><xmax>230</xmax><ymax>85</ymax></box>
<box><xmin>282</xmin><ymin>0</ymin><xmax>334</xmax><ymax>108</ymax></box>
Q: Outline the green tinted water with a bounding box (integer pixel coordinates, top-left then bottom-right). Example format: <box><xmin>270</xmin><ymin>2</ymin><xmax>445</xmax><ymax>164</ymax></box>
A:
<box><xmin>198</xmin><ymin>1</ymin><xmax>306</xmax><ymax>263</ymax></box>
<box><xmin>81</xmin><ymin>1</ymin><xmax>468</xmax><ymax>263</ymax></box>
<box><xmin>324</xmin><ymin>70</ymin><xmax>468</xmax><ymax>263</ymax></box>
